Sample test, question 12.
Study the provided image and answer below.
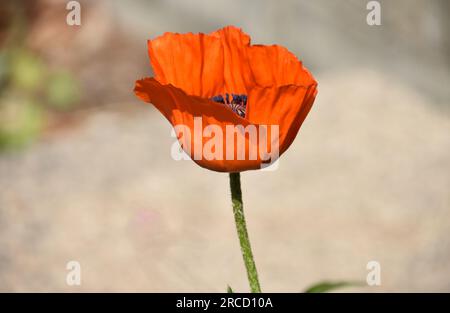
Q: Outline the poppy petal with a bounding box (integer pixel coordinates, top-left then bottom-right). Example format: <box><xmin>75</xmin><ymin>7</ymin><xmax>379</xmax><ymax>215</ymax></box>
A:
<box><xmin>148</xmin><ymin>32</ymin><xmax>224</xmax><ymax>98</ymax></box>
<box><xmin>246</xmin><ymin>84</ymin><xmax>318</xmax><ymax>155</ymax></box>
<box><xmin>134</xmin><ymin>77</ymin><xmax>266</xmax><ymax>172</ymax></box>
<box><xmin>134</xmin><ymin>77</ymin><xmax>246</xmax><ymax>125</ymax></box>
<box><xmin>247</xmin><ymin>44</ymin><xmax>316</xmax><ymax>88</ymax></box>
<box><xmin>209</xmin><ymin>26</ymin><xmax>255</xmax><ymax>94</ymax></box>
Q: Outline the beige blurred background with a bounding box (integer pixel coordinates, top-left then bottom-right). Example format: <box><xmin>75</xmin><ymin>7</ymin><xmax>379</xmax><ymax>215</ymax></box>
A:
<box><xmin>0</xmin><ymin>0</ymin><xmax>449</xmax><ymax>292</ymax></box>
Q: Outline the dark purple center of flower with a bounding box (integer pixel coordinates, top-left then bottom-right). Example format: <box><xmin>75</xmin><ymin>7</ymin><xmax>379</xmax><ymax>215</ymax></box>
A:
<box><xmin>211</xmin><ymin>93</ymin><xmax>247</xmax><ymax>118</ymax></box>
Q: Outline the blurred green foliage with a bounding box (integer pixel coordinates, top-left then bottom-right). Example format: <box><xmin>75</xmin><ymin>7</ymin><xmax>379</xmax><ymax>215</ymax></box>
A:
<box><xmin>0</xmin><ymin>46</ymin><xmax>81</xmax><ymax>151</ymax></box>
<box><xmin>304</xmin><ymin>281</ymin><xmax>364</xmax><ymax>293</ymax></box>
<box><xmin>0</xmin><ymin>93</ymin><xmax>43</xmax><ymax>150</ymax></box>
<box><xmin>9</xmin><ymin>49</ymin><xmax>45</xmax><ymax>92</ymax></box>
<box><xmin>46</xmin><ymin>70</ymin><xmax>80</xmax><ymax>110</ymax></box>
<box><xmin>0</xmin><ymin>2</ymin><xmax>81</xmax><ymax>151</ymax></box>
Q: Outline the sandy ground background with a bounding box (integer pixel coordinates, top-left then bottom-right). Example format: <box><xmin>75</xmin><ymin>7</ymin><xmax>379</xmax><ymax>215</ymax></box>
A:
<box><xmin>0</xmin><ymin>0</ymin><xmax>449</xmax><ymax>292</ymax></box>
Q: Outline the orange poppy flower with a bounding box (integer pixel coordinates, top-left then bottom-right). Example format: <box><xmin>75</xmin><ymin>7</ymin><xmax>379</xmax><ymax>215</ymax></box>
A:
<box><xmin>134</xmin><ymin>26</ymin><xmax>317</xmax><ymax>172</ymax></box>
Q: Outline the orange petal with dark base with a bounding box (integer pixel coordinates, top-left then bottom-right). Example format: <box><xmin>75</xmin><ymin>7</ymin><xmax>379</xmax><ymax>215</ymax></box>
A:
<box><xmin>135</xmin><ymin>78</ymin><xmax>264</xmax><ymax>172</ymax></box>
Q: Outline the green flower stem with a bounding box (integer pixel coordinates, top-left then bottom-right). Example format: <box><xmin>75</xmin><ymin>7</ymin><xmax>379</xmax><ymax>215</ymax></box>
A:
<box><xmin>229</xmin><ymin>172</ymin><xmax>261</xmax><ymax>293</ymax></box>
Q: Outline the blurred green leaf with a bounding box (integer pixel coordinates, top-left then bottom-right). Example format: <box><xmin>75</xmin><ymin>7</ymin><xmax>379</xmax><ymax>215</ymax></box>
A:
<box><xmin>227</xmin><ymin>285</ymin><xmax>233</xmax><ymax>293</ymax></box>
<box><xmin>10</xmin><ymin>49</ymin><xmax>46</xmax><ymax>92</ymax></box>
<box><xmin>0</xmin><ymin>51</ymin><xmax>9</xmax><ymax>89</ymax></box>
<box><xmin>304</xmin><ymin>281</ymin><xmax>363</xmax><ymax>293</ymax></box>
<box><xmin>0</xmin><ymin>94</ymin><xmax>44</xmax><ymax>151</ymax></box>
<box><xmin>46</xmin><ymin>70</ymin><xmax>80</xmax><ymax>110</ymax></box>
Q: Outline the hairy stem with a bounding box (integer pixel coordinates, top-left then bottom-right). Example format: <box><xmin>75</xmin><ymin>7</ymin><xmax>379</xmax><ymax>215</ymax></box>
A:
<box><xmin>229</xmin><ymin>172</ymin><xmax>261</xmax><ymax>293</ymax></box>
